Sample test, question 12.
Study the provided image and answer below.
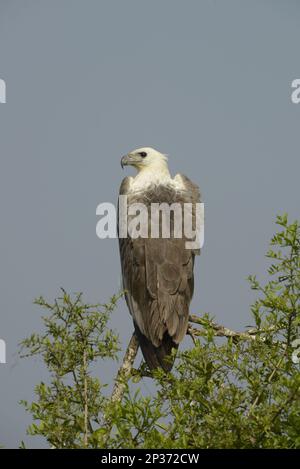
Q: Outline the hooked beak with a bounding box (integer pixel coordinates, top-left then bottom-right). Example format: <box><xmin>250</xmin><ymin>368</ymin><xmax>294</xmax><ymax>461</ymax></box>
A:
<box><xmin>120</xmin><ymin>153</ymin><xmax>140</xmax><ymax>169</ymax></box>
<box><xmin>120</xmin><ymin>155</ymin><xmax>128</xmax><ymax>170</ymax></box>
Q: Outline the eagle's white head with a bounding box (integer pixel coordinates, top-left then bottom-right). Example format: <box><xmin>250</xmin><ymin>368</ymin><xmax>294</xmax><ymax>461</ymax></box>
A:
<box><xmin>120</xmin><ymin>146</ymin><xmax>185</xmax><ymax>190</ymax></box>
<box><xmin>121</xmin><ymin>147</ymin><xmax>171</xmax><ymax>189</ymax></box>
<box><xmin>121</xmin><ymin>147</ymin><xmax>168</xmax><ymax>171</ymax></box>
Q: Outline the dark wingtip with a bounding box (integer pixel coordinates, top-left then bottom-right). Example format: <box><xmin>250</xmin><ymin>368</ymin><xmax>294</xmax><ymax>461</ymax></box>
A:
<box><xmin>134</xmin><ymin>324</ymin><xmax>178</xmax><ymax>372</ymax></box>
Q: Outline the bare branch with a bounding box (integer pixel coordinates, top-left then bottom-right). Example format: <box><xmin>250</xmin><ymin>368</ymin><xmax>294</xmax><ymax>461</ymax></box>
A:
<box><xmin>189</xmin><ymin>315</ymin><xmax>257</xmax><ymax>341</ymax></box>
<box><xmin>111</xmin><ymin>332</ymin><xmax>139</xmax><ymax>402</ymax></box>
<box><xmin>187</xmin><ymin>325</ymin><xmax>198</xmax><ymax>345</ymax></box>
<box><xmin>83</xmin><ymin>349</ymin><xmax>88</xmax><ymax>447</ymax></box>
<box><xmin>103</xmin><ymin>333</ymin><xmax>139</xmax><ymax>445</ymax></box>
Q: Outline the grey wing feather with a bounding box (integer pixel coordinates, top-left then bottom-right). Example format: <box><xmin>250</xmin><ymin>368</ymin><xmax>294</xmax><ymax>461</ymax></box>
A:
<box><xmin>118</xmin><ymin>174</ymin><xmax>201</xmax><ymax>370</ymax></box>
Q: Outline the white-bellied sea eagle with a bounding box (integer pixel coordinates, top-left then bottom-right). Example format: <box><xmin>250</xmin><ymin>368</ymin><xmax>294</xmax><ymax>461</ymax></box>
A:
<box><xmin>119</xmin><ymin>147</ymin><xmax>201</xmax><ymax>371</ymax></box>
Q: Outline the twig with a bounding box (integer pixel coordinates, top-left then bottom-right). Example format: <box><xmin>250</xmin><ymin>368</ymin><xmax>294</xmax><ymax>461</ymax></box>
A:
<box><xmin>83</xmin><ymin>349</ymin><xmax>88</xmax><ymax>448</ymax></box>
<box><xmin>103</xmin><ymin>332</ymin><xmax>139</xmax><ymax>445</ymax></box>
<box><xmin>131</xmin><ymin>367</ymin><xmax>153</xmax><ymax>379</ymax></box>
<box><xmin>187</xmin><ymin>325</ymin><xmax>198</xmax><ymax>345</ymax></box>
<box><xmin>248</xmin><ymin>355</ymin><xmax>285</xmax><ymax>415</ymax></box>
<box><xmin>189</xmin><ymin>315</ymin><xmax>257</xmax><ymax>341</ymax></box>
<box><xmin>111</xmin><ymin>332</ymin><xmax>139</xmax><ymax>402</ymax></box>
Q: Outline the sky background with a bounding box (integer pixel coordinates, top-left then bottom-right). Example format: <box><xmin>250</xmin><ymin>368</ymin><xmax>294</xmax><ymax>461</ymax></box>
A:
<box><xmin>0</xmin><ymin>0</ymin><xmax>299</xmax><ymax>448</ymax></box>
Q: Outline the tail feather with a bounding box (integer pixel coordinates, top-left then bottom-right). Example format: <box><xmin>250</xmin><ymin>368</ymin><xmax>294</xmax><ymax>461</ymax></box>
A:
<box><xmin>134</xmin><ymin>323</ymin><xmax>178</xmax><ymax>372</ymax></box>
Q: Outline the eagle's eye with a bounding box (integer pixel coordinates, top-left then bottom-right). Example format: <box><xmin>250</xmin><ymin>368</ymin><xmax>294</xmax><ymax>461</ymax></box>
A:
<box><xmin>139</xmin><ymin>152</ymin><xmax>147</xmax><ymax>158</ymax></box>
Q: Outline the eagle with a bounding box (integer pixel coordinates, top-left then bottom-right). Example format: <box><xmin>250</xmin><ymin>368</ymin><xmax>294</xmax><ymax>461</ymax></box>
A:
<box><xmin>119</xmin><ymin>147</ymin><xmax>201</xmax><ymax>371</ymax></box>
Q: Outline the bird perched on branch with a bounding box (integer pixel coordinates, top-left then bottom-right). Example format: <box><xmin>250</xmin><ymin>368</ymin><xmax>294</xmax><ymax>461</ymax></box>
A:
<box><xmin>119</xmin><ymin>147</ymin><xmax>201</xmax><ymax>371</ymax></box>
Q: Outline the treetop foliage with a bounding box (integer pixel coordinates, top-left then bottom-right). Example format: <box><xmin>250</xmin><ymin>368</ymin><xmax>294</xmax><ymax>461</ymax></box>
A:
<box><xmin>20</xmin><ymin>215</ymin><xmax>300</xmax><ymax>448</ymax></box>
